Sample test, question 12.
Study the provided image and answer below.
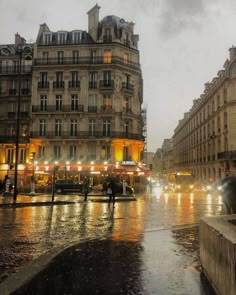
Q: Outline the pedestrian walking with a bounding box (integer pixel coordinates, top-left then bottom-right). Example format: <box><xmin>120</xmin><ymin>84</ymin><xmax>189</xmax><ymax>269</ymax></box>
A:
<box><xmin>107</xmin><ymin>178</ymin><xmax>116</xmax><ymax>207</ymax></box>
<box><xmin>83</xmin><ymin>176</ymin><xmax>90</xmax><ymax>202</ymax></box>
<box><xmin>220</xmin><ymin>176</ymin><xmax>236</xmax><ymax>214</ymax></box>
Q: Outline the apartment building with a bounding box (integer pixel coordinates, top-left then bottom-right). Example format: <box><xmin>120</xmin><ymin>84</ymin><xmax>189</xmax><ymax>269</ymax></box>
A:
<box><xmin>31</xmin><ymin>5</ymin><xmax>144</xmax><ymax>168</ymax></box>
<box><xmin>0</xmin><ymin>5</ymin><xmax>145</xmax><ymax>186</ymax></box>
<box><xmin>172</xmin><ymin>46</ymin><xmax>236</xmax><ymax>182</ymax></box>
<box><xmin>0</xmin><ymin>34</ymin><xmax>33</xmax><ymax>180</ymax></box>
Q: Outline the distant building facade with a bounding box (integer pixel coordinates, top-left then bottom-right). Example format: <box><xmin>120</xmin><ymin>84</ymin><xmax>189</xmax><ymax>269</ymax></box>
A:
<box><xmin>172</xmin><ymin>46</ymin><xmax>236</xmax><ymax>181</ymax></box>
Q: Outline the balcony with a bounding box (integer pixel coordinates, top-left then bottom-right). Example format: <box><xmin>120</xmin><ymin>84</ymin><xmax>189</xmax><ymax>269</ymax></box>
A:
<box><xmin>53</xmin><ymin>81</ymin><xmax>64</xmax><ymax>89</ymax></box>
<box><xmin>38</xmin><ymin>81</ymin><xmax>49</xmax><ymax>89</ymax></box>
<box><xmin>99</xmin><ymin>80</ymin><xmax>114</xmax><ymax>90</ymax></box>
<box><xmin>121</xmin><ymin>82</ymin><xmax>134</xmax><ymax>95</ymax></box>
<box><xmin>30</xmin><ymin>131</ymin><xmax>145</xmax><ymax>141</ymax></box>
<box><xmin>34</xmin><ymin>56</ymin><xmax>141</xmax><ymax>71</ymax></box>
<box><xmin>68</xmin><ymin>81</ymin><xmax>80</xmax><ymax>89</ymax></box>
<box><xmin>0</xmin><ymin>65</ymin><xmax>32</xmax><ymax>74</ymax></box>
<box><xmin>8</xmin><ymin>112</ymin><xmax>29</xmax><ymax>119</ymax></box>
<box><xmin>88</xmin><ymin>106</ymin><xmax>98</xmax><ymax>113</ymax></box>
<box><xmin>100</xmin><ymin>105</ymin><xmax>113</xmax><ymax>113</ymax></box>
<box><xmin>21</xmin><ymin>88</ymin><xmax>30</xmax><ymax>95</ymax></box>
<box><xmin>9</xmin><ymin>89</ymin><xmax>16</xmax><ymax>95</ymax></box>
<box><xmin>88</xmin><ymin>81</ymin><xmax>97</xmax><ymax>89</ymax></box>
<box><xmin>32</xmin><ymin>104</ymin><xmax>84</xmax><ymax>113</ymax></box>
<box><xmin>0</xmin><ymin>135</ymin><xmax>29</xmax><ymax>144</ymax></box>
<box><xmin>217</xmin><ymin>150</ymin><xmax>236</xmax><ymax>160</ymax></box>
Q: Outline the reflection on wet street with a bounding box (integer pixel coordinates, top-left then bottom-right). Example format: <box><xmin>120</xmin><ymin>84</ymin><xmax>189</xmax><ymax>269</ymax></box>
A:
<box><xmin>0</xmin><ymin>190</ymin><xmax>223</xmax><ymax>293</ymax></box>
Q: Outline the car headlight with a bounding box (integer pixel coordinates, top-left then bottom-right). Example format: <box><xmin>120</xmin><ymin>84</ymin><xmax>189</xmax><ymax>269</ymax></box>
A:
<box><xmin>177</xmin><ymin>185</ymin><xmax>181</xmax><ymax>189</ymax></box>
<box><xmin>217</xmin><ymin>186</ymin><xmax>222</xmax><ymax>191</ymax></box>
<box><xmin>206</xmin><ymin>185</ymin><xmax>211</xmax><ymax>190</ymax></box>
<box><xmin>189</xmin><ymin>185</ymin><xmax>194</xmax><ymax>189</ymax></box>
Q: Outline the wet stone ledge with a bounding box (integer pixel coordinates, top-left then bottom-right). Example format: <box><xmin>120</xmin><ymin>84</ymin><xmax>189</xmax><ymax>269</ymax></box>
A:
<box><xmin>200</xmin><ymin>215</ymin><xmax>236</xmax><ymax>295</ymax></box>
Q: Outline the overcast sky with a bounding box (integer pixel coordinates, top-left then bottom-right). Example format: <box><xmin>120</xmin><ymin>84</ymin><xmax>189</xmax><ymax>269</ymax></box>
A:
<box><xmin>1</xmin><ymin>0</ymin><xmax>236</xmax><ymax>152</ymax></box>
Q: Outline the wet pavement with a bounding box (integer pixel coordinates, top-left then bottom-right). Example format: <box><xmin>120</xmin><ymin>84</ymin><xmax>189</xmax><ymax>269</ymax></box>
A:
<box><xmin>0</xmin><ymin>188</ymin><xmax>223</xmax><ymax>294</ymax></box>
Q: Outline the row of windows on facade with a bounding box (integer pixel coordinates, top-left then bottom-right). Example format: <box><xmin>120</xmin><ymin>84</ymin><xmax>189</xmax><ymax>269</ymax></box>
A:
<box><xmin>41</xmin><ymin>30</ymin><xmax>130</xmax><ymax>45</ymax></box>
<box><xmin>5</xmin><ymin>145</ymin><xmax>112</xmax><ymax>163</ymax></box>
<box><xmin>176</xmin><ymin>144</ymin><xmax>229</xmax><ymax>163</ymax></box>
<box><xmin>3</xmin><ymin>72</ymin><xmax>130</xmax><ymax>88</ymax></box>
<box><xmin>7</xmin><ymin>120</ymin><xmax>131</xmax><ymax>137</ymax></box>
<box><xmin>0</xmin><ymin>52</ymin><xmax>131</xmax><ymax>69</ymax></box>
<box><xmin>177</xmin><ymin>112</ymin><xmax>228</xmax><ymax>139</ymax></box>
<box><xmin>37</xmin><ymin>50</ymin><xmax>130</xmax><ymax>64</ymax></box>
<box><xmin>37</xmin><ymin>94</ymin><xmax>130</xmax><ymax>109</ymax></box>
<box><xmin>188</xmin><ymin>90</ymin><xmax>228</xmax><ymax>129</ymax></box>
<box><xmin>5</xmin><ymin>145</ymin><xmax>132</xmax><ymax>164</ymax></box>
<box><xmin>38</xmin><ymin>71</ymin><xmax>131</xmax><ymax>84</ymax></box>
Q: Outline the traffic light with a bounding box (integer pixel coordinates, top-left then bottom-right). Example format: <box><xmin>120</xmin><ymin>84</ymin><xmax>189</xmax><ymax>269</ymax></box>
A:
<box><xmin>29</xmin><ymin>152</ymin><xmax>36</xmax><ymax>161</ymax></box>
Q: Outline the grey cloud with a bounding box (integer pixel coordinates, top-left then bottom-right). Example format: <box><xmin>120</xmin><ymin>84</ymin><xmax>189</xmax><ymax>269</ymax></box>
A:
<box><xmin>159</xmin><ymin>0</ymin><xmax>208</xmax><ymax>38</ymax></box>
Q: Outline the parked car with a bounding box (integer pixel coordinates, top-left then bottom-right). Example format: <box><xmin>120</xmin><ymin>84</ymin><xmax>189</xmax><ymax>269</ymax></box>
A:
<box><xmin>55</xmin><ymin>180</ymin><xmax>92</xmax><ymax>194</ymax></box>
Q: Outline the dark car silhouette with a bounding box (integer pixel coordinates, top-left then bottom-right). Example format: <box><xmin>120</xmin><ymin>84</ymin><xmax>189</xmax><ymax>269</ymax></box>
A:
<box><xmin>102</xmin><ymin>181</ymin><xmax>134</xmax><ymax>195</ymax></box>
<box><xmin>55</xmin><ymin>180</ymin><xmax>92</xmax><ymax>194</ymax></box>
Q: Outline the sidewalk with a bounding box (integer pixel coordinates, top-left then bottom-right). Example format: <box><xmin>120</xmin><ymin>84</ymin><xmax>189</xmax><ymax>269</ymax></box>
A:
<box><xmin>0</xmin><ymin>192</ymin><xmax>136</xmax><ymax>207</ymax></box>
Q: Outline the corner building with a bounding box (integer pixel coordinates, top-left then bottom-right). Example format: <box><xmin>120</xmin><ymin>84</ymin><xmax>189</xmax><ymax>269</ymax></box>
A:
<box><xmin>172</xmin><ymin>46</ymin><xmax>236</xmax><ymax>182</ymax></box>
<box><xmin>31</xmin><ymin>5</ymin><xmax>144</xmax><ymax>171</ymax></box>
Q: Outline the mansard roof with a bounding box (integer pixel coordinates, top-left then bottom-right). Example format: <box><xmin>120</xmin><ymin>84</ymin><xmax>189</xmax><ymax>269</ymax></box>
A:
<box><xmin>98</xmin><ymin>15</ymin><xmax>133</xmax><ymax>39</ymax></box>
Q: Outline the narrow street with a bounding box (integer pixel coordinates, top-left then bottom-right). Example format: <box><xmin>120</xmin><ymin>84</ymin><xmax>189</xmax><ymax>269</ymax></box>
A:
<box><xmin>0</xmin><ymin>188</ymin><xmax>223</xmax><ymax>294</ymax></box>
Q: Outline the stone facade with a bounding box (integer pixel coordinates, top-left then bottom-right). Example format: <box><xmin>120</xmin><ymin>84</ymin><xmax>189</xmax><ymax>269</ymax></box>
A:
<box><xmin>172</xmin><ymin>46</ymin><xmax>236</xmax><ymax>182</ymax></box>
<box><xmin>31</xmin><ymin>5</ymin><xmax>144</xmax><ymax>165</ymax></box>
<box><xmin>0</xmin><ymin>5</ymin><xmax>145</xmax><ymax>183</ymax></box>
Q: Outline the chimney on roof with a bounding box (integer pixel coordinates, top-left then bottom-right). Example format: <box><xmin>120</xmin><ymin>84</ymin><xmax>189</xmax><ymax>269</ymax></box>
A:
<box><xmin>87</xmin><ymin>4</ymin><xmax>101</xmax><ymax>41</ymax></box>
<box><xmin>229</xmin><ymin>46</ymin><xmax>236</xmax><ymax>61</ymax></box>
<box><xmin>15</xmin><ymin>33</ymin><xmax>26</xmax><ymax>46</ymax></box>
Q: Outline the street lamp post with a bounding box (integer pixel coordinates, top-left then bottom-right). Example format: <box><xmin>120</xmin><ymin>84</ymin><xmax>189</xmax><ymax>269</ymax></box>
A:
<box><xmin>13</xmin><ymin>48</ymin><xmax>22</xmax><ymax>203</ymax></box>
<box><xmin>52</xmin><ymin>161</ymin><xmax>58</xmax><ymax>202</ymax></box>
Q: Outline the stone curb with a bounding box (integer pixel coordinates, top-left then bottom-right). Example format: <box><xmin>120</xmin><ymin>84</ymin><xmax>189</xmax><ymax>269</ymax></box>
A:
<box><xmin>0</xmin><ymin>241</ymin><xmax>80</xmax><ymax>295</ymax></box>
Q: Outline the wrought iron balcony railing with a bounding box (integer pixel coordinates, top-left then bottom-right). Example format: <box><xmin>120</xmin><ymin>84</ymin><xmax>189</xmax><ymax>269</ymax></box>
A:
<box><xmin>0</xmin><ymin>65</ymin><xmax>32</xmax><ymax>74</ymax></box>
<box><xmin>30</xmin><ymin>131</ymin><xmax>145</xmax><ymax>141</ymax></box>
<box><xmin>88</xmin><ymin>81</ymin><xmax>97</xmax><ymax>89</ymax></box>
<box><xmin>32</xmin><ymin>104</ymin><xmax>84</xmax><ymax>113</ymax></box>
<box><xmin>38</xmin><ymin>81</ymin><xmax>49</xmax><ymax>89</ymax></box>
<box><xmin>99</xmin><ymin>80</ymin><xmax>114</xmax><ymax>89</ymax></box>
<box><xmin>0</xmin><ymin>135</ymin><xmax>30</xmax><ymax>143</ymax></box>
<box><xmin>121</xmin><ymin>82</ymin><xmax>134</xmax><ymax>94</ymax></box>
<box><xmin>100</xmin><ymin>105</ymin><xmax>114</xmax><ymax>113</ymax></box>
<box><xmin>218</xmin><ymin>150</ymin><xmax>236</xmax><ymax>160</ymax></box>
<box><xmin>88</xmin><ymin>106</ymin><xmax>98</xmax><ymax>113</ymax></box>
<box><xmin>8</xmin><ymin>112</ymin><xmax>30</xmax><ymax>119</ymax></box>
<box><xmin>53</xmin><ymin>81</ymin><xmax>64</xmax><ymax>89</ymax></box>
<box><xmin>34</xmin><ymin>56</ymin><xmax>141</xmax><ymax>71</ymax></box>
<box><xmin>68</xmin><ymin>81</ymin><xmax>80</xmax><ymax>88</ymax></box>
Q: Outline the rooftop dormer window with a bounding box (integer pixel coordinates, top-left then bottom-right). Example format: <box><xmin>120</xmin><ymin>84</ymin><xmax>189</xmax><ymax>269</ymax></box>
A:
<box><xmin>57</xmin><ymin>32</ymin><xmax>67</xmax><ymax>45</ymax></box>
<box><xmin>43</xmin><ymin>33</ymin><xmax>52</xmax><ymax>45</ymax></box>
<box><xmin>124</xmin><ymin>32</ymin><xmax>130</xmax><ymax>47</ymax></box>
<box><xmin>103</xmin><ymin>28</ymin><xmax>112</xmax><ymax>42</ymax></box>
<box><xmin>72</xmin><ymin>31</ymin><xmax>81</xmax><ymax>44</ymax></box>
